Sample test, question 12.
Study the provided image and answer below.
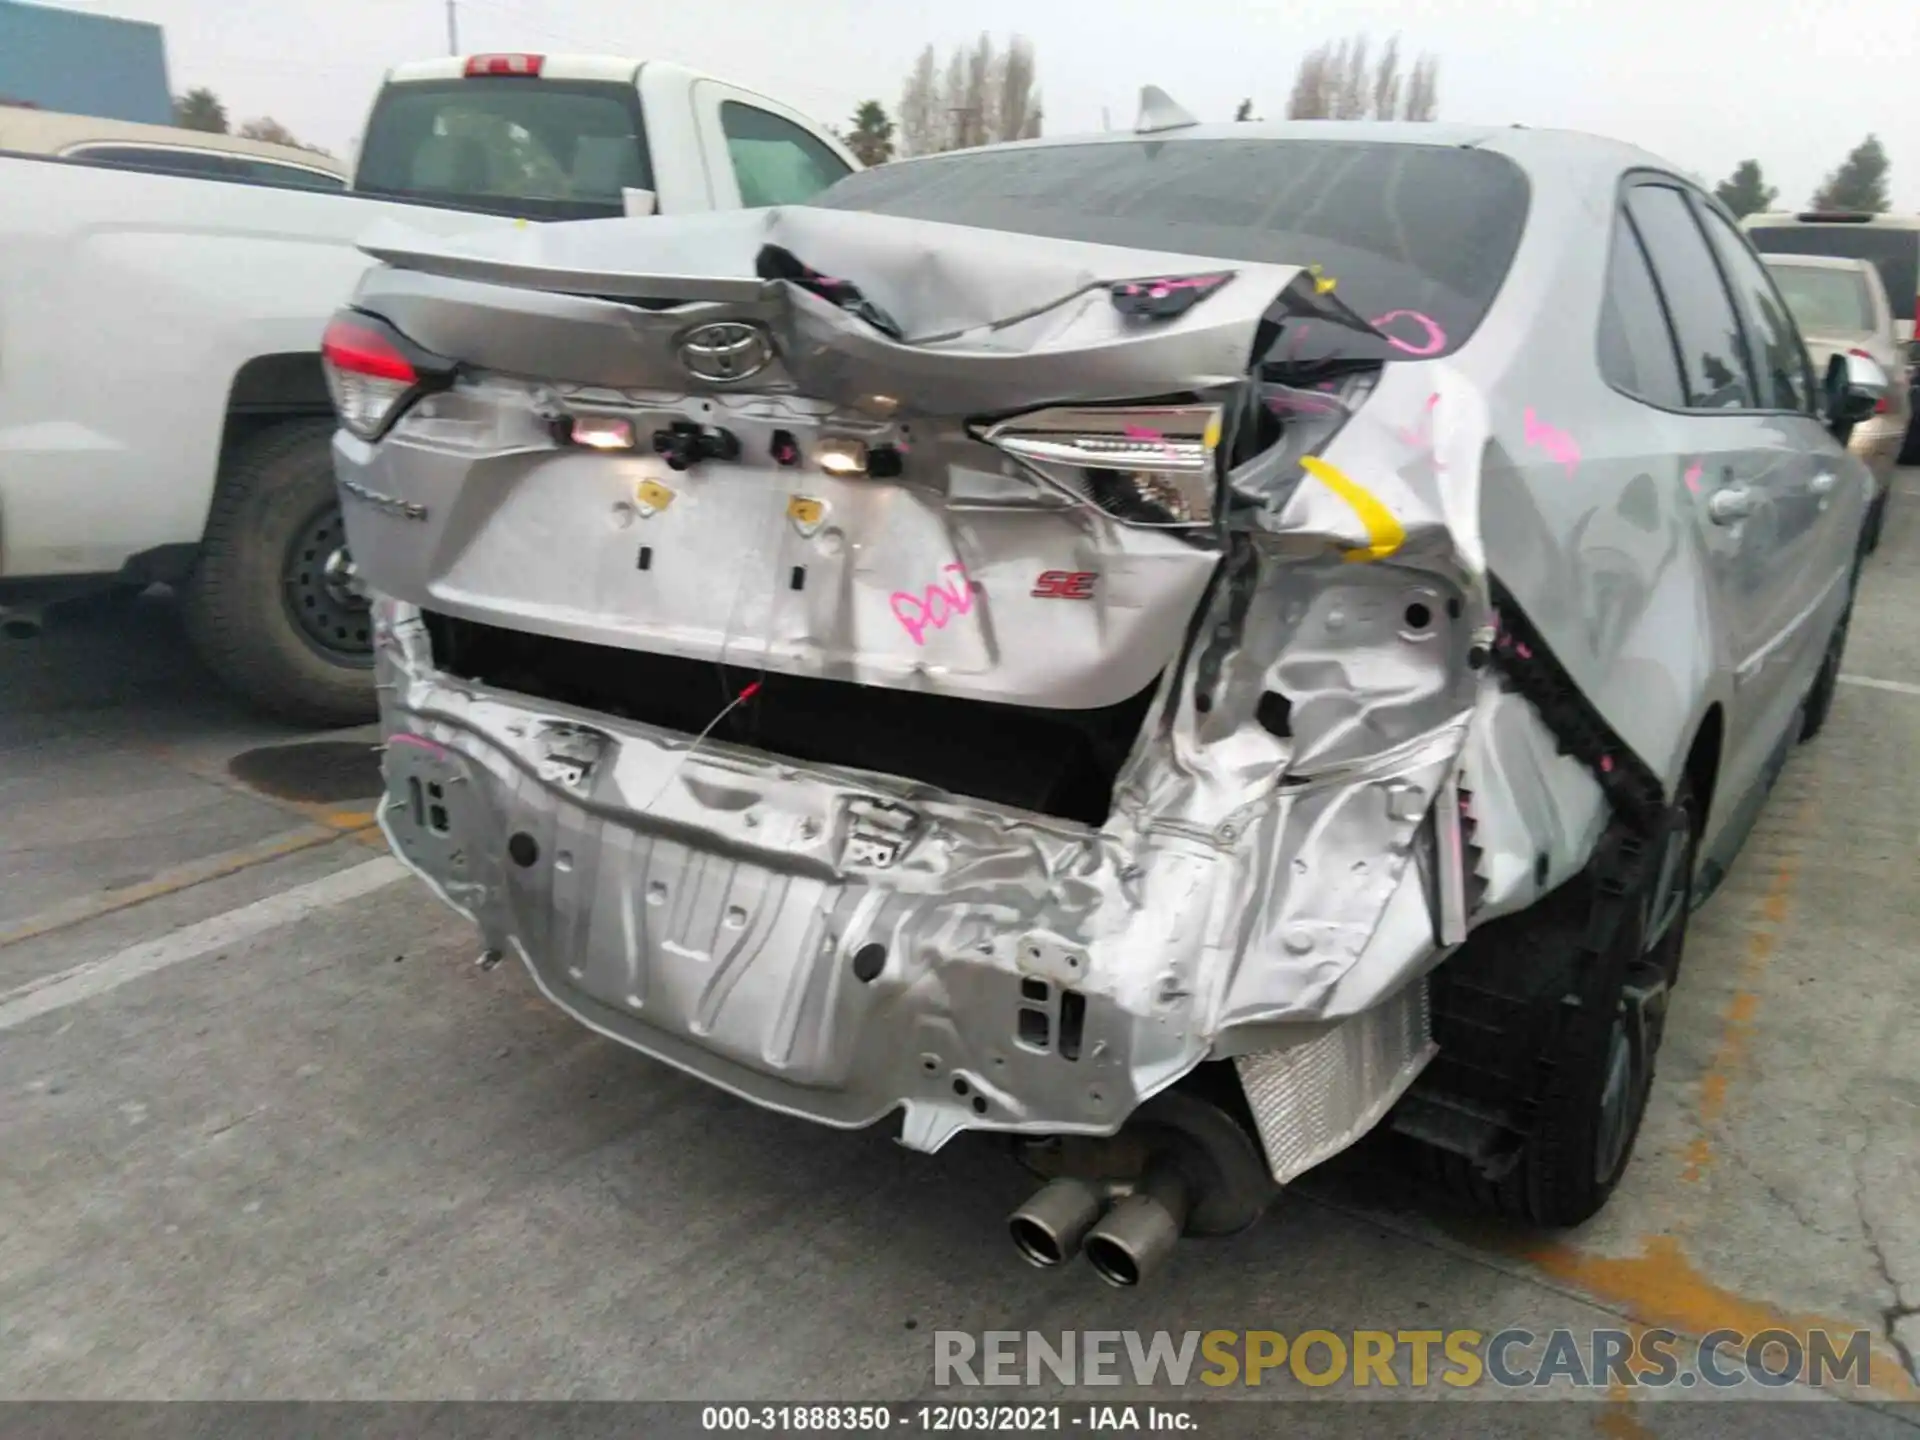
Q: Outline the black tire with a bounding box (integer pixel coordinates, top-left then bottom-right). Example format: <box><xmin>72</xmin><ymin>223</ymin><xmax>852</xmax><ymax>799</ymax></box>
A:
<box><xmin>182</xmin><ymin>418</ymin><xmax>376</xmax><ymax>728</ymax></box>
<box><xmin>1862</xmin><ymin>490</ymin><xmax>1887</xmax><ymax>557</ymax></box>
<box><xmin>1414</xmin><ymin>787</ymin><xmax>1696</xmax><ymax>1227</ymax></box>
<box><xmin>1799</xmin><ymin>573</ymin><xmax>1858</xmax><ymax>743</ymax></box>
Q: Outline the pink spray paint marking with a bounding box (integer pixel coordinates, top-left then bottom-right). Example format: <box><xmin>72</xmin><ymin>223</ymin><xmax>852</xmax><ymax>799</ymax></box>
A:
<box><xmin>1123</xmin><ymin>423</ymin><xmax>1180</xmax><ymax>461</ymax></box>
<box><xmin>1370</xmin><ymin>309</ymin><xmax>1448</xmax><ymax>357</ymax></box>
<box><xmin>1683</xmin><ymin>460</ymin><xmax>1703</xmax><ymax>494</ymax></box>
<box><xmin>1396</xmin><ymin>391</ymin><xmax>1442</xmax><ymax>451</ymax></box>
<box><xmin>1522</xmin><ymin>407</ymin><xmax>1582</xmax><ymax>481</ymax></box>
<box><xmin>388</xmin><ymin>732</ymin><xmax>449</xmax><ymax>760</ymax></box>
<box><xmin>890</xmin><ymin>563</ymin><xmax>975</xmax><ymax>648</ymax></box>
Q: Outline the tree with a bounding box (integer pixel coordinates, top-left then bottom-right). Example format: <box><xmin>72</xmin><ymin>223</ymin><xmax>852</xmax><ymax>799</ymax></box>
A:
<box><xmin>172</xmin><ymin>87</ymin><xmax>228</xmax><ymax>134</ymax></box>
<box><xmin>1233</xmin><ymin>98</ymin><xmax>1257</xmax><ymax>121</ymax></box>
<box><xmin>238</xmin><ymin>117</ymin><xmax>298</xmax><ymax>147</ymax></box>
<box><xmin>1285</xmin><ymin>33</ymin><xmax>1438</xmax><ymax>121</ymax></box>
<box><xmin>896</xmin><ymin>34</ymin><xmax>1041</xmax><ymax>157</ymax></box>
<box><xmin>1713</xmin><ymin>160</ymin><xmax>1778</xmax><ymax>220</ymax></box>
<box><xmin>844</xmin><ymin>100</ymin><xmax>895</xmax><ymax>167</ymax></box>
<box><xmin>1810</xmin><ymin>135</ymin><xmax>1892</xmax><ymax>213</ymax></box>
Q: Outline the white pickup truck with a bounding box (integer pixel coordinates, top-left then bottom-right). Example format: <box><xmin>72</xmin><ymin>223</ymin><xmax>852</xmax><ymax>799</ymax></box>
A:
<box><xmin>0</xmin><ymin>54</ymin><xmax>857</xmax><ymax>723</ymax></box>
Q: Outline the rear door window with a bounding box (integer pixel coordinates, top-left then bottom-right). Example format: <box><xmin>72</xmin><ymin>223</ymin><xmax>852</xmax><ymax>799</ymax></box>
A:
<box><xmin>1598</xmin><ymin>209</ymin><xmax>1687</xmax><ymax>408</ymax></box>
<box><xmin>719</xmin><ymin>101</ymin><xmax>850</xmax><ymax>207</ymax></box>
<box><xmin>814</xmin><ymin>138</ymin><xmax>1530</xmax><ymax>359</ymax></box>
<box><xmin>1694</xmin><ymin>203</ymin><xmax>1816</xmax><ymax>413</ymax></box>
<box><xmin>1624</xmin><ymin>184</ymin><xmax>1754</xmax><ymax>409</ymax></box>
<box><xmin>355</xmin><ymin>76</ymin><xmax>652</xmax><ymax>219</ymax></box>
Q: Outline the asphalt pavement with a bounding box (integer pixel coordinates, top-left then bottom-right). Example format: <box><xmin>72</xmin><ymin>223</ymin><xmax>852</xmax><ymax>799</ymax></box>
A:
<box><xmin>3</xmin><ymin>474</ymin><xmax>1919</xmax><ymax>1430</ymax></box>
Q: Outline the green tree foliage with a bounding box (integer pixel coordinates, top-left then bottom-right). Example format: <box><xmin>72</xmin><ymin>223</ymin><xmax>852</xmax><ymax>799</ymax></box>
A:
<box><xmin>1713</xmin><ymin>160</ymin><xmax>1778</xmax><ymax>219</ymax></box>
<box><xmin>844</xmin><ymin>100</ymin><xmax>895</xmax><ymax>166</ymax></box>
<box><xmin>1810</xmin><ymin>135</ymin><xmax>1892</xmax><ymax>213</ymax></box>
<box><xmin>171</xmin><ymin>87</ymin><xmax>228</xmax><ymax>134</ymax></box>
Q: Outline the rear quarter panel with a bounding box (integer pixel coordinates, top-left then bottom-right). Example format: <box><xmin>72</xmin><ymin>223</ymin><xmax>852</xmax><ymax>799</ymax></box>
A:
<box><xmin>1454</xmin><ymin>150</ymin><xmax>1734</xmax><ymax>815</ymax></box>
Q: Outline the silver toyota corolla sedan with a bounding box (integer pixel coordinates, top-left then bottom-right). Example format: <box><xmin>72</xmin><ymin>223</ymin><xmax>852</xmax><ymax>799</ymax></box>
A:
<box><xmin>323</xmin><ymin>99</ymin><xmax>1888</xmax><ymax>1287</ymax></box>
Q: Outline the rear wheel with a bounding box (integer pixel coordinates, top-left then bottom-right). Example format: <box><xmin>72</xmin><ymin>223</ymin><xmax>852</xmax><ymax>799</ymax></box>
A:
<box><xmin>1414</xmin><ymin>787</ymin><xmax>1696</xmax><ymax>1227</ymax></box>
<box><xmin>1862</xmin><ymin>490</ymin><xmax>1887</xmax><ymax>556</ymax></box>
<box><xmin>1800</xmin><ymin>574</ymin><xmax>1858</xmax><ymax>743</ymax></box>
<box><xmin>182</xmin><ymin>419</ymin><xmax>376</xmax><ymax>728</ymax></box>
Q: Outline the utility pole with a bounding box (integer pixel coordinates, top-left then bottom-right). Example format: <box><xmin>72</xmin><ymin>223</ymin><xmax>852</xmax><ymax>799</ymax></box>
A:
<box><xmin>445</xmin><ymin>0</ymin><xmax>459</xmax><ymax>56</ymax></box>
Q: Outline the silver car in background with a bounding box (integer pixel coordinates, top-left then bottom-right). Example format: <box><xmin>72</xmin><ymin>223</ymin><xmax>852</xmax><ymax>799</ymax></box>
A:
<box><xmin>323</xmin><ymin>105</ymin><xmax>1887</xmax><ymax>1286</ymax></box>
<box><xmin>1763</xmin><ymin>252</ymin><xmax>1910</xmax><ymax>551</ymax></box>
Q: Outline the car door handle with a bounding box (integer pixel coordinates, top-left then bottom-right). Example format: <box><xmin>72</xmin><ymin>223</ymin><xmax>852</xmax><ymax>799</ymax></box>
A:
<box><xmin>1708</xmin><ymin>486</ymin><xmax>1754</xmax><ymax>524</ymax></box>
<box><xmin>1809</xmin><ymin>471</ymin><xmax>1837</xmax><ymax>496</ymax></box>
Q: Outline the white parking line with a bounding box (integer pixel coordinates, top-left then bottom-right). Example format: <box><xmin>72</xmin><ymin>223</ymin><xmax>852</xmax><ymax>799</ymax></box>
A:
<box><xmin>0</xmin><ymin>857</ymin><xmax>407</xmax><ymax>1032</ymax></box>
<box><xmin>1839</xmin><ymin>674</ymin><xmax>1920</xmax><ymax>697</ymax></box>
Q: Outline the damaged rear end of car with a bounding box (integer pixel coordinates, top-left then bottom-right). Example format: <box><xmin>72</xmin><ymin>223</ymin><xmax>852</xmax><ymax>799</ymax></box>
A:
<box><xmin>333</xmin><ymin>132</ymin><xmax>1655</xmax><ymax>1281</ymax></box>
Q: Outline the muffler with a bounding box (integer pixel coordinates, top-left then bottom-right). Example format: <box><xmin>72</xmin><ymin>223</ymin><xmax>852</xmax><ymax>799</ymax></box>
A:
<box><xmin>0</xmin><ymin>606</ymin><xmax>44</xmax><ymax>640</ymax></box>
<box><xmin>1008</xmin><ymin>1177</ymin><xmax>1105</xmax><ymax>1268</ymax></box>
<box><xmin>1083</xmin><ymin>1164</ymin><xmax>1191</xmax><ymax>1288</ymax></box>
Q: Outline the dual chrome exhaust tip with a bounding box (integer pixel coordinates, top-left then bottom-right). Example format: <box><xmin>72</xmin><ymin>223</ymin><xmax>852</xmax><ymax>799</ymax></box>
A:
<box><xmin>1008</xmin><ymin>1166</ymin><xmax>1191</xmax><ymax>1288</ymax></box>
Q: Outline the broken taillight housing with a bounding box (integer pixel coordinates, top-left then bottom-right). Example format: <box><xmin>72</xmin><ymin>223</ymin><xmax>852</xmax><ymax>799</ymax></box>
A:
<box><xmin>321</xmin><ymin>311</ymin><xmax>454</xmax><ymax>441</ymax></box>
<box><xmin>975</xmin><ymin>404</ymin><xmax>1224</xmax><ymax>527</ymax></box>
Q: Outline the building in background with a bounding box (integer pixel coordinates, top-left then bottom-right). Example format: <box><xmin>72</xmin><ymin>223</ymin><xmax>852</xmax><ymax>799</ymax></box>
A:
<box><xmin>0</xmin><ymin>0</ymin><xmax>170</xmax><ymax>125</ymax></box>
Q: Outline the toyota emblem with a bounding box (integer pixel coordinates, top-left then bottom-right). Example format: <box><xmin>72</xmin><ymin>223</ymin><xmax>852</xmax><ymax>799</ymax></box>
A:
<box><xmin>677</xmin><ymin>321</ymin><xmax>775</xmax><ymax>383</ymax></box>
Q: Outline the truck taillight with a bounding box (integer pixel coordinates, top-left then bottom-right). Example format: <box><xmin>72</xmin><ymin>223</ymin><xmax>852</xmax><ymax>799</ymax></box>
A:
<box><xmin>464</xmin><ymin>53</ymin><xmax>544</xmax><ymax>76</ymax></box>
<box><xmin>321</xmin><ymin>312</ymin><xmax>451</xmax><ymax>441</ymax></box>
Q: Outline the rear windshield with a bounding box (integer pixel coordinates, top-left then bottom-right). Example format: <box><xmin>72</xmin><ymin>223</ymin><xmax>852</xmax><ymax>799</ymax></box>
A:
<box><xmin>811</xmin><ymin>138</ymin><xmax>1531</xmax><ymax>358</ymax></box>
<box><xmin>1748</xmin><ymin>225</ymin><xmax>1918</xmax><ymax>313</ymax></box>
<box><xmin>354</xmin><ymin>76</ymin><xmax>652</xmax><ymax>220</ymax></box>
<box><xmin>1764</xmin><ymin>261</ymin><xmax>1876</xmax><ymax>335</ymax></box>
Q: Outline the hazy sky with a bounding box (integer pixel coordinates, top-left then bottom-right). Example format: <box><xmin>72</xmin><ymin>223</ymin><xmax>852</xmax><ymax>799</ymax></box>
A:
<box><xmin>57</xmin><ymin>0</ymin><xmax>1920</xmax><ymax>208</ymax></box>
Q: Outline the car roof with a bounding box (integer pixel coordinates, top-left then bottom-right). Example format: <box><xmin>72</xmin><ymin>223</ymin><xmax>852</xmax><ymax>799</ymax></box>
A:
<box><xmin>383</xmin><ymin>54</ymin><xmax>715</xmax><ymax>86</ymax></box>
<box><xmin>0</xmin><ymin>107</ymin><xmax>347</xmax><ymax>174</ymax></box>
<box><xmin>884</xmin><ymin>121</ymin><xmax>1696</xmax><ymax>196</ymax></box>
<box><xmin>1743</xmin><ymin>210</ymin><xmax>1920</xmax><ymax>232</ymax></box>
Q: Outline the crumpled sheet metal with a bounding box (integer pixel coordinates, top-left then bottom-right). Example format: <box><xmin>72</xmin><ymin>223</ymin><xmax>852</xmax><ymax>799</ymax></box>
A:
<box><xmin>355</xmin><ymin>208</ymin><xmax>1304</xmax><ymax>416</ymax></box>
<box><xmin>346</xmin><ymin>205</ymin><xmax>1667</xmax><ymax>1154</ymax></box>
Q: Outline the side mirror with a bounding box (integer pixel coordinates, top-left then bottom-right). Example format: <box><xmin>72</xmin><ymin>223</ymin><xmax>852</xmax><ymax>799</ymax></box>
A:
<box><xmin>1824</xmin><ymin>350</ymin><xmax>1888</xmax><ymax>443</ymax></box>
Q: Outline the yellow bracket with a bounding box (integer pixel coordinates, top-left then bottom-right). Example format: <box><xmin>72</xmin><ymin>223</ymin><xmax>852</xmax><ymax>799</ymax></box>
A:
<box><xmin>1300</xmin><ymin>455</ymin><xmax>1405</xmax><ymax>562</ymax></box>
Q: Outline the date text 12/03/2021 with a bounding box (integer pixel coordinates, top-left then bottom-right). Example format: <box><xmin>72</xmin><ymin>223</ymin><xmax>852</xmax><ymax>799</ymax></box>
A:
<box><xmin>701</xmin><ymin>1406</ymin><xmax>1194</xmax><ymax>1432</ymax></box>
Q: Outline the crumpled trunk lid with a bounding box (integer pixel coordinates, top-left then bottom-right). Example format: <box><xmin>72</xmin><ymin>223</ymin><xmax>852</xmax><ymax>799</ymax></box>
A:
<box><xmin>335</xmin><ymin>208</ymin><xmax>1311</xmax><ymax>712</ymax></box>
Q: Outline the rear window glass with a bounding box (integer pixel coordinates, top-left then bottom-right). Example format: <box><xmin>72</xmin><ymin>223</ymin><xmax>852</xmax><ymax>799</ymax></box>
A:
<box><xmin>811</xmin><ymin>138</ymin><xmax>1530</xmax><ymax>358</ymax></box>
<box><xmin>1764</xmin><ymin>262</ymin><xmax>1876</xmax><ymax>335</ymax></box>
<box><xmin>355</xmin><ymin>77</ymin><xmax>652</xmax><ymax>220</ymax></box>
<box><xmin>1748</xmin><ymin>226</ymin><xmax>1918</xmax><ymax>313</ymax></box>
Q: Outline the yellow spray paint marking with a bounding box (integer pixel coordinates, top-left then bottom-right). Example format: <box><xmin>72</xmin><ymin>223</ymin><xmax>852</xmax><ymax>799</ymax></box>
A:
<box><xmin>633</xmin><ymin>479</ymin><xmax>675</xmax><ymax>517</ymax></box>
<box><xmin>1307</xmin><ymin>263</ymin><xmax>1337</xmax><ymax>294</ymax></box>
<box><xmin>787</xmin><ymin>496</ymin><xmax>825</xmax><ymax>526</ymax></box>
<box><xmin>1299</xmin><ymin>455</ymin><xmax>1404</xmax><ymax>562</ymax></box>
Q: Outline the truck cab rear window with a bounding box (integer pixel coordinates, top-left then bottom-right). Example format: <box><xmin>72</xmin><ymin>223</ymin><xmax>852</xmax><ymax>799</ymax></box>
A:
<box><xmin>1748</xmin><ymin>226</ymin><xmax>1919</xmax><ymax>316</ymax></box>
<box><xmin>812</xmin><ymin>138</ymin><xmax>1530</xmax><ymax>359</ymax></box>
<box><xmin>355</xmin><ymin>76</ymin><xmax>652</xmax><ymax>220</ymax></box>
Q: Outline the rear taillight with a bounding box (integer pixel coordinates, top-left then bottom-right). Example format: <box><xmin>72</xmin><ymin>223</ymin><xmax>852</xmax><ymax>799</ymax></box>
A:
<box><xmin>464</xmin><ymin>53</ymin><xmax>544</xmax><ymax>76</ymax></box>
<box><xmin>321</xmin><ymin>312</ymin><xmax>451</xmax><ymax>441</ymax></box>
<box><xmin>976</xmin><ymin>405</ymin><xmax>1224</xmax><ymax>527</ymax></box>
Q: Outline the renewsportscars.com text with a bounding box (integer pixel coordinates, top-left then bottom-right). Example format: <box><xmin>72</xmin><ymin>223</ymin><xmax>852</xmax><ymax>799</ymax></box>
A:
<box><xmin>934</xmin><ymin>1328</ymin><xmax>1874</xmax><ymax>1390</ymax></box>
